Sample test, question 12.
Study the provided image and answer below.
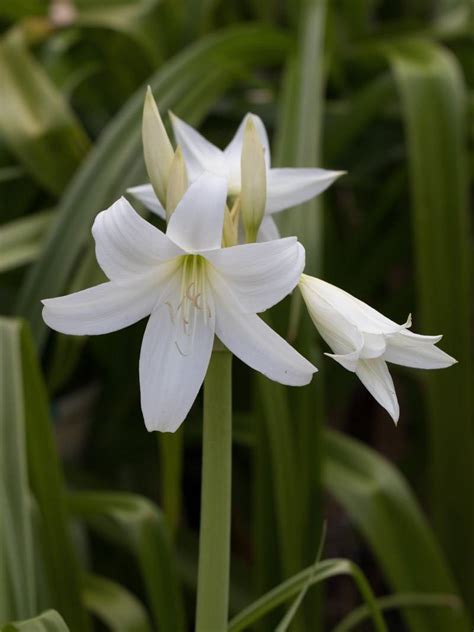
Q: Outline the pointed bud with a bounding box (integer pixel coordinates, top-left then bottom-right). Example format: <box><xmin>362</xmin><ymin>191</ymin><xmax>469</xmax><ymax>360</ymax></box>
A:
<box><xmin>166</xmin><ymin>146</ymin><xmax>188</xmax><ymax>220</ymax></box>
<box><xmin>240</xmin><ymin>117</ymin><xmax>267</xmax><ymax>243</ymax></box>
<box><xmin>222</xmin><ymin>197</ymin><xmax>240</xmax><ymax>247</ymax></box>
<box><xmin>142</xmin><ymin>86</ymin><xmax>174</xmax><ymax>207</ymax></box>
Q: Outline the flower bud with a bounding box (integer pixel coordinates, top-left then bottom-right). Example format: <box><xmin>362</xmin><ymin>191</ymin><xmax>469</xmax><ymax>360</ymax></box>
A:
<box><xmin>240</xmin><ymin>117</ymin><xmax>266</xmax><ymax>243</ymax></box>
<box><xmin>222</xmin><ymin>197</ymin><xmax>240</xmax><ymax>247</ymax></box>
<box><xmin>142</xmin><ymin>86</ymin><xmax>174</xmax><ymax>207</ymax></box>
<box><xmin>166</xmin><ymin>146</ymin><xmax>188</xmax><ymax>220</ymax></box>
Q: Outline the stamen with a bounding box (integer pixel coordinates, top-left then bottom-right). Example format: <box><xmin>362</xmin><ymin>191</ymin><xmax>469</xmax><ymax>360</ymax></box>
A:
<box><xmin>167</xmin><ymin>255</ymin><xmax>212</xmax><ymax>355</ymax></box>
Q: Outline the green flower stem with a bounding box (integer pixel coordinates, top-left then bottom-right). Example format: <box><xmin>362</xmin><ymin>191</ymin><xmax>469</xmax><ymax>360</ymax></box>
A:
<box><xmin>195</xmin><ymin>345</ymin><xmax>232</xmax><ymax>632</ymax></box>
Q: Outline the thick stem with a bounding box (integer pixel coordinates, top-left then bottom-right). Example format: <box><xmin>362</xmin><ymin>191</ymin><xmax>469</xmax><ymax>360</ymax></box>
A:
<box><xmin>195</xmin><ymin>347</ymin><xmax>232</xmax><ymax>632</ymax></box>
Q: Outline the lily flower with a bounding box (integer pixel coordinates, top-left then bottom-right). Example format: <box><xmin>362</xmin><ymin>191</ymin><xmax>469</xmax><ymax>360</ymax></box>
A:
<box><xmin>298</xmin><ymin>274</ymin><xmax>456</xmax><ymax>423</ymax></box>
<box><xmin>42</xmin><ymin>173</ymin><xmax>316</xmax><ymax>432</ymax></box>
<box><xmin>129</xmin><ymin>111</ymin><xmax>343</xmax><ymax>241</ymax></box>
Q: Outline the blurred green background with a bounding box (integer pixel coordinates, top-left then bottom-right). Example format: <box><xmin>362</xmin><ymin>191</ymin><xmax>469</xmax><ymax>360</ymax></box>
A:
<box><xmin>0</xmin><ymin>0</ymin><xmax>473</xmax><ymax>630</ymax></box>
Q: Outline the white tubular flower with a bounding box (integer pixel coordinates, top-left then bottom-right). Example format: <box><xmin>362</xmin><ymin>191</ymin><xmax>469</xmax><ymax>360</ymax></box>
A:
<box><xmin>298</xmin><ymin>274</ymin><xmax>456</xmax><ymax>423</ymax></box>
<box><xmin>129</xmin><ymin>112</ymin><xmax>343</xmax><ymax>241</ymax></box>
<box><xmin>42</xmin><ymin>173</ymin><xmax>316</xmax><ymax>433</ymax></box>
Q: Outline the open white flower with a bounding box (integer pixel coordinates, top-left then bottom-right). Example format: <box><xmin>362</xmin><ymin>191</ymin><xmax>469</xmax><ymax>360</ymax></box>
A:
<box><xmin>42</xmin><ymin>173</ymin><xmax>316</xmax><ymax>432</ymax></box>
<box><xmin>129</xmin><ymin>112</ymin><xmax>343</xmax><ymax>241</ymax></box>
<box><xmin>299</xmin><ymin>274</ymin><xmax>456</xmax><ymax>423</ymax></box>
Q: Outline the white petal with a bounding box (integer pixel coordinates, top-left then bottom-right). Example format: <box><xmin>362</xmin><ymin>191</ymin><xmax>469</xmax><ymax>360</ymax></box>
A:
<box><xmin>384</xmin><ymin>332</ymin><xmax>456</xmax><ymax>369</ymax></box>
<box><xmin>170</xmin><ymin>112</ymin><xmax>228</xmax><ymax>182</ymax></box>
<box><xmin>300</xmin><ymin>276</ymin><xmax>404</xmax><ymax>335</ymax></box>
<box><xmin>224</xmin><ymin>113</ymin><xmax>270</xmax><ymax>192</ymax></box>
<box><xmin>212</xmin><ymin>280</ymin><xmax>316</xmax><ymax>386</ymax></box>
<box><xmin>166</xmin><ymin>172</ymin><xmax>227</xmax><ymax>252</ymax></box>
<box><xmin>127</xmin><ymin>184</ymin><xmax>166</xmax><ymax>220</ymax></box>
<box><xmin>92</xmin><ymin>197</ymin><xmax>182</xmax><ymax>282</ymax></box>
<box><xmin>360</xmin><ymin>332</ymin><xmax>387</xmax><ymax>359</ymax></box>
<box><xmin>139</xmin><ymin>279</ymin><xmax>215</xmax><ymax>432</ymax></box>
<box><xmin>299</xmin><ymin>276</ymin><xmax>363</xmax><ymax>355</ymax></box>
<box><xmin>356</xmin><ymin>358</ymin><xmax>399</xmax><ymax>423</ymax></box>
<box><xmin>205</xmin><ymin>237</ymin><xmax>304</xmax><ymax>313</ymax></box>
<box><xmin>257</xmin><ymin>215</ymin><xmax>280</xmax><ymax>241</ymax></box>
<box><xmin>42</xmin><ymin>275</ymin><xmax>166</xmax><ymax>336</ymax></box>
<box><xmin>266</xmin><ymin>168</ymin><xmax>343</xmax><ymax>214</ymax></box>
<box><xmin>327</xmin><ymin>347</ymin><xmax>363</xmax><ymax>372</ymax></box>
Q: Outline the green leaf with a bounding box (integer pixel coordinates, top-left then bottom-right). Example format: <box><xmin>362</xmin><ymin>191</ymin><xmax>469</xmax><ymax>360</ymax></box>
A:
<box><xmin>228</xmin><ymin>558</ymin><xmax>387</xmax><ymax>632</ymax></box>
<box><xmin>0</xmin><ymin>28</ymin><xmax>90</xmax><ymax>195</ymax></box>
<box><xmin>14</xmin><ymin>25</ymin><xmax>290</xmax><ymax>348</ymax></box>
<box><xmin>69</xmin><ymin>491</ymin><xmax>185</xmax><ymax>632</ymax></box>
<box><xmin>0</xmin><ymin>318</ymin><xmax>89</xmax><ymax>630</ymax></box>
<box><xmin>82</xmin><ymin>574</ymin><xmax>152</xmax><ymax>632</ymax></box>
<box><xmin>386</xmin><ymin>39</ymin><xmax>474</xmax><ymax>614</ymax></box>
<box><xmin>0</xmin><ymin>318</ymin><xmax>37</xmax><ymax>621</ymax></box>
<box><xmin>323</xmin><ymin>428</ymin><xmax>470</xmax><ymax>632</ymax></box>
<box><xmin>0</xmin><ymin>210</ymin><xmax>55</xmax><ymax>274</ymax></box>
<box><xmin>256</xmin><ymin>374</ymin><xmax>300</xmax><ymax>580</ymax></box>
<box><xmin>332</xmin><ymin>592</ymin><xmax>464</xmax><ymax>632</ymax></box>
<box><xmin>275</xmin><ymin>523</ymin><xmax>327</xmax><ymax>631</ymax></box>
<box><xmin>1</xmin><ymin>610</ymin><xmax>70</xmax><ymax>632</ymax></box>
<box><xmin>74</xmin><ymin>0</ymin><xmax>163</xmax><ymax>65</ymax></box>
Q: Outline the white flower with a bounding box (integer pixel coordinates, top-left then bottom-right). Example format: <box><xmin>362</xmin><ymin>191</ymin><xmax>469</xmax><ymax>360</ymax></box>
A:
<box><xmin>129</xmin><ymin>112</ymin><xmax>343</xmax><ymax>242</ymax></box>
<box><xmin>298</xmin><ymin>274</ymin><xmax>456</xmax><ymax>423</ymax></box>
<box><xmin>42</xmin><ymin>173</ymin><xmax>316</xmax><ymax>432</ymax></box>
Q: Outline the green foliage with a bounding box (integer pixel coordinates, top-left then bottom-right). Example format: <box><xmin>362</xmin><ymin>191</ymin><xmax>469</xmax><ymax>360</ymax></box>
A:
<box><xmin>228</xmin><ymin>557</ymin><xmax>387</xmax><ymax>632</ymax></box>
<box><xmin>387</xmin><ymin>39</ymin><xmax>474</xmax><ymax>610</ymax></box>
<box><xmin>1</xmin><ymin>610</ymin><xmax>70</xmax><ymax>632</ymax></box>
<box><xmin>0</xmin><ymin>28</ymin><xmax>90</xmax><ymax>195</ymax></box>
<box><xmin>82</xmin><ymin>574</ymin><xmax>151</xmax><ymax>632</ymax></box>
<box><xmin>69</xmin><ymin>492</ymin><xmax>185</xmax><ymax>632</ymax></box>
<box><xmin>0</xmin><ymin>210</ymin><xmax>55</xmax><ymax>274</ymax></box>
<box><xmin>323</xmin><ymin>429</ymin><xmax>470</xmax><ymax>631</ymax></box>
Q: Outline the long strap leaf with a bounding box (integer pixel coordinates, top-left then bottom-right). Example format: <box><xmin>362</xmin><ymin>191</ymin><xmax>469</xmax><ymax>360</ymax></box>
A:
<box><xmin>386</xmin><ymin>39</ymin><xmax>474</xmax><ymax>615</ymax></box>
<box><xmin>1</xmin><ymin>610</ymin><xmax>70</xmax><ymax>632</ymax></box>
<box><xmin>0</xmin><ymin>318</ymin><xmax>89</xmax><ymax>630</ymax></box>
<box><xmin>323</xmin><ymin>428</ymin><xmax>470</xmax><ymax>632</ymax></box>
<box><xmin>0</xmin><ymin>28</ymin><xmax>90</xmax><ymax>195</ymax></box>
<box><xmin>69</xmin><ymin>491</ymin><xmax>185</xmax><ymax>632</ymax></box>
<box><xmin>82</xmin><ymin>574</ymin><xmax>152</xmax><ymax>632</ymax></box>
<box><xmin>228</xmin><ymin>558</ymin><xmax>387</xmax><ymax>632</ymax></box>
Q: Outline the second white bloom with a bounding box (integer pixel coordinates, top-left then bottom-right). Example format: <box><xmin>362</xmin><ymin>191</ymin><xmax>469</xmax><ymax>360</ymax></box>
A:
<box><xmin>299</xmin><ymin>274</ymin><xmax>456</xmax><ymax>422</ymax></box>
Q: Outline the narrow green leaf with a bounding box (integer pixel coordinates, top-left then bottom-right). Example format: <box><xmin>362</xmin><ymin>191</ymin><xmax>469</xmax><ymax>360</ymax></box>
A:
<box><xmin>0</xmin><ymin>210</ymin><xmax>55</xmax><ymax>273</ymax></box>
<box><xmin>275</xmin><ymin>523</ymin><xmax>327</xmax><ymax>631</ymax></box>
<box><xmin>0</xmin><ymin>28</ymin><xmax>90</xmax><ymax>195</ymax></box>
<box><xmin>18</xmin><ymin>320</ymin><xmax>90</xmax><ymax>631</ymax></box>
<box><xmin>82</xmin><ymin>574</ymin><xmax>152</xmax><ymax>632</ymax></box>
<box><xmin>386</xmin><ymin>39</ymin><xmax>474</xmax><ymax>614</ymax></box>
<box><xmin>323</xmin><ymin>428</ymin><xmax>470</xmax><ymax>631</ymax></box>
<box><xmin>74</xmin><ymin>0</ymin><xmax>163</xmax><ymax>65</ymax></box>
<box><xmin>0</xmin><ymin>318</ymin><xmax>36</xmax><ymax>621</ymax></box>
<box><xmin>228</xmin><ymin>558</ymin><xmax>387</xmax><ymax>632</ymax></box>
<box><xmin>332</xmin><ymin>592</ymin><xmax>464</xmax><ymax>632</ymax></box>
<box><xmin>69</xmin><ymin>491</ymin><xmax>185</xmax><ymax>632</ymax></box>
<box><xmin>1</xmin><ymin>610</ymin><xmax>70</xmax><ymax>632</ymax></box>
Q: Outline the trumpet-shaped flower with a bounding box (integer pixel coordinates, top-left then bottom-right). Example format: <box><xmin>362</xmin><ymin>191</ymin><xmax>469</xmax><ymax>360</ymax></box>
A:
<box><xmin>129</xmin><ymin>111</ymin><xmax>343</xmax><ymax>241</ymax></box>
<box><xmin>42</xmin><ymin>173</ymin><xmax>316</xmax><ymax>432</ymax></box>
<box><xmin>298</xmin><ymin>274</ymin><xmax>456</xmax><ymax>423</ymax></box>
